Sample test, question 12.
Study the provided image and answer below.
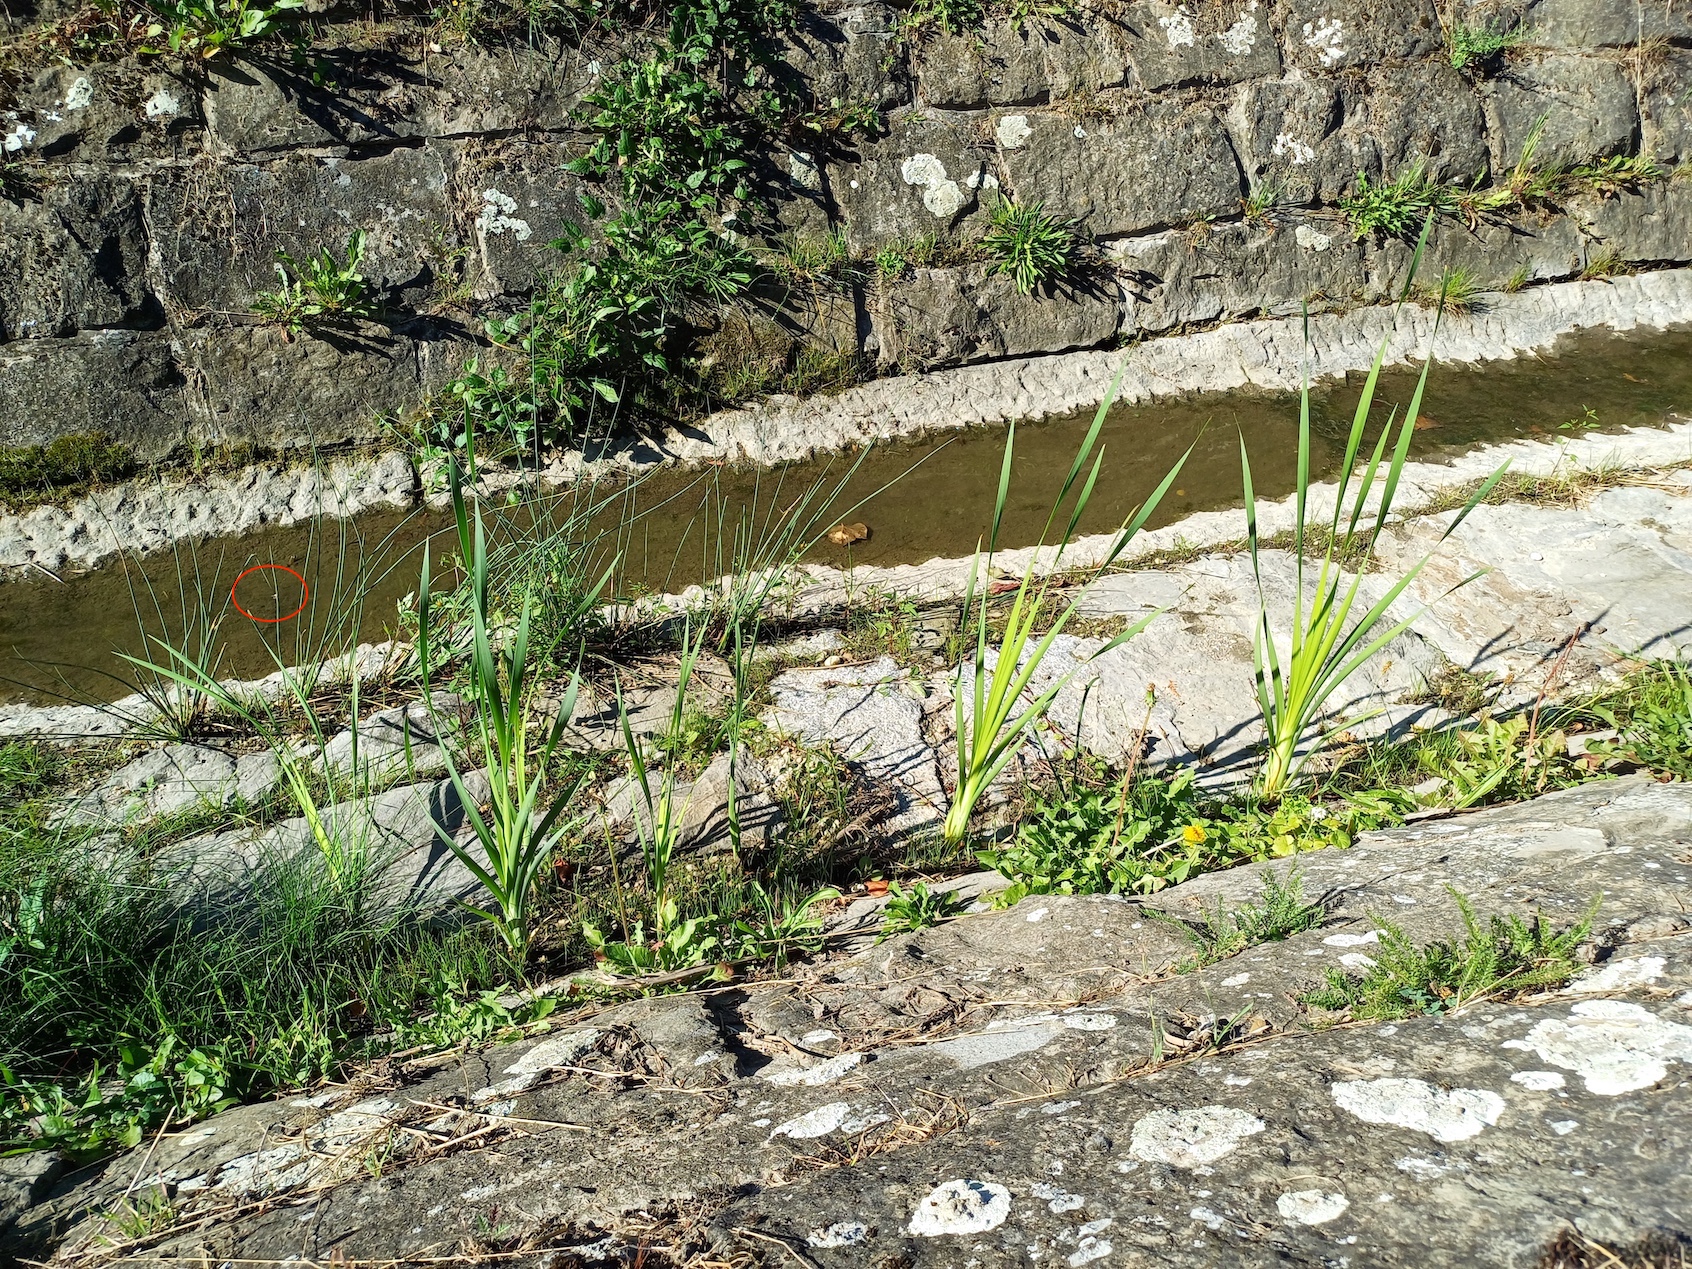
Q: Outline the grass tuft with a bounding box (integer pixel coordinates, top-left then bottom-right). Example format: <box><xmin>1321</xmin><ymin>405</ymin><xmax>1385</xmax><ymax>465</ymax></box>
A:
<box><xmin>1302</xmin><ymin>891</ymin><xmax>1596</xmax><ymax>1020</ymax></box>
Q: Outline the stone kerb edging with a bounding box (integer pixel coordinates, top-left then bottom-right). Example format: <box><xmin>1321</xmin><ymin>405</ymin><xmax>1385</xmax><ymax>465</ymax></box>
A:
<box><xmin>1</xmin><ymin>268</ymin><xmax>1690</xmax><ymax>585</ymax></box>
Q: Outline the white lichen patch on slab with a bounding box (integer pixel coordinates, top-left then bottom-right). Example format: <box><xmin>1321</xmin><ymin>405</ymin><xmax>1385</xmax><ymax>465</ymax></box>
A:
<box><xmin>1277</xmin><ymin>1190</ymin><xmax>1350</xmax><ymax>1225</ymax></box>
<box><xmin>807</xmin><ymin>1221</ymin><xmax>868</xmax><ymax>1247</ymax></box>
<box><xmin>1509</xmin><ymin>1070</ymin><xmax>1567</xmax><ymax>1091</ymax></box>
<box><xmin>900</xmin><ymin>153</ymin><xmax>967</xmax><ymax>218</ymax></box>
<box><xmin>1217</xmin><ymin>1</ymin><xmax>1259</xmax><ymax>54</ymax></box>
<box><xmin>474</xmin><ymin>189</ymin><xmax>532</xmax><ymax>240</ymax></box>
<box><xmin>1129</xmin><ymin>1105</ymin><xmax>1266</xmax><ymax>1167</ymax></box>
<box><xmin>908</xmin><ymin>1179</ymin><xmax>1012</xmax><ymax>1236</ymax></box>
<box><xmin>763</xmin><ymin>1052</ymin><xmax>865</xmax><ymax>1086</ymax></box>
<box><xmin>1504</xmin><ymin>1000</ymin><xmax>1692</xmax><ymax>1095</ymax></box>
<box><xmin>996</xmin><ymin>115</ymin><xmax>1033</xmax><ymax>150</ymax></box>
<box><xmin>770</xmin><ymin>1101</ymin><xmax>852</xmax><ymax>1139</ymax></box>
<box><xmin>1330</xmin><ymin>1078</ymin><xmax>1503</xmax><ymax>1143</ymax></box>
<box><xmin>1570</xmin><ymin>956</ymin><xmax>1666</xmax><ymax>993</ymax></box>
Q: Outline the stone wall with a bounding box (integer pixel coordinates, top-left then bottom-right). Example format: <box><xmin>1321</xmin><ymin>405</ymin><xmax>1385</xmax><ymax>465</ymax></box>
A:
<box><xmin>0</xmin><ymin>0</ymin><xmax>1687</xmax><ymax>460</ymax></box>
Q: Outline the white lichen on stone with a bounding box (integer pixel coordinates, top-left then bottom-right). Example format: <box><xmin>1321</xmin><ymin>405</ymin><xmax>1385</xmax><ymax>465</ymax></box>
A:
<box><xmin>787</xmin><ymin>150</ymin><xmax>822</xmax><ymax>191</ymax></box>
<box><xmin>1031</xmin><ymin>1181</ymin><xmax>1085</xmax><ymax>1213</ymax></box>
<box><xmin>1277</xmin><ymin>1190</ymin><xmax>1350</xmax><ymax>1225</ymax></box>
<box><xmin>474</xmin><ymin>188</ymin><xmax>532</xmax><ymax>240</ymax></box>
<box><xmin>1301</xmin><ymin>16</ymin><xmax>1345</xmax><ymax>66</ymax></box>
<box><xmin>1323</xmin><ymin>931</ymin><xmax>1379</xmax><ymax>947</ymax></box>
<box><xmin>1395</xmin><ymin>1155</ymin><xmax>1448</xmax><ymax>1180</ymax></box>
<box><xmin>1217</xmin><ymin>2</ymin><xmax>1259</xmax><ymax>55</ymax></box>
<box><xmin>807</xmin><ymin>1221</ymin><xmax>868</xmax><ymax>1247</ymax></box>
<box><xmin>65</xmin><ymin>76</ymin><xmax>94</xmax><ymax>110</ymax></box>
<box><xmin>1503</xmin><ymin>999</ymin><xmax>1692</xmax><ymax>1095</ymax></box>
<box><xmin>1063</xmin><ymin>1012</ymin><xmax>1116</xmax><ymax>1031</ymax></box>
<box><xmin>900</xmin><ymin>153</ymin><xmax>967</xmax><ymax>218</ymax></box>
<box><xmin>1570</xmin><ymin>956</ymin><xmax>1666</xmax><ymax>993</ymax></box>
<box><xmin>1129</xmin><ymin>1105</ymin><xmax>1266</xmax><ymax>1168</ymax></box>
<box><xmin>1222</xmin><ymin>972</ymin><xmax>1250</xmax><ymax>986</ymax></box>
<box><xmin>1295</xmin><ymin>224</ymin><xmax>1333</xmax><ymax>252</ymax></box>
<box><xmin>1272</xmin><ymin>131</ymin><xmax>1315</xmax><ymax>165</ymax></box>
<box><xmin>764</xmin><ymin>1052</ymin><xmax>865</xmax><ymax>1086</ymax></box>
<box><xmin>770</xmin><ymin>1102</ymin><xmax>853</xmax><ymax>1139</ymax></box>
<box><xmin>1330</xmin><ymin>1078</ymin><xmax>1503</xmax><ymax>1143</ymax></box>
<box><xmin>3</xmin><ymin>117</ymin><xmax>36</xmax><ymax>152</ymax></box>
<box><xmin>1158</xmin><ymin>5</ymin><xmax>1196</xmax><ymax>47</ymax></box>
<box><xmin>144</xmin><ymin>86</ymin><xmax>181</xmax><ymax>118</ymax></box>
<box><xmin>1340</xmin><ymin>952</ymin><xmax>1377</xmax><ymax>969</ymax></box>
<box><xmin>997</xmin><ymin>115</ymin><xmax>1033</xmax><ymax>150</ymax></box>
<box><xmin>1510</xmin><ymin>1070</ymin><xmax>1567</xmax><ymax>1091</ymax></box>
<box><xmin>1069</xmin><ymin>1236</ymin><xmax>1114</xmax><ymax>1266</ymax></box>
<box><xmin>908</xmin><ymin>1179</ymin><xmax>1012</xmax><ymax>1236</ymax></box>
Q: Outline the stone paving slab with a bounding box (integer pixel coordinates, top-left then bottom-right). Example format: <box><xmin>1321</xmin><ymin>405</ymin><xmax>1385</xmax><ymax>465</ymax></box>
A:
<box><xmin>11</xmin><ymin>780</ymin><xmax>1691</xmax><ymax>1265</ymax></box>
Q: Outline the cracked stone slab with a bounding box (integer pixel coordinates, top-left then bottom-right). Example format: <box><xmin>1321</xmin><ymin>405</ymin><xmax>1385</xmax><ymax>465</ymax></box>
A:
<box><xmin>55</xmin><ymin>743</ymin><xmax>280</xmax><ymax>828</ymax></box>
<box><xmin>1056</xmin><ymin>550</ymin><xmax>1446</xmax><ymax>780</ymax></box>
<box><xmin>1378</xmin><ymin>480</ymin><xmax>1692</xmax><ymax>698</ymax></box>
<box><xmin>764</xmin><ymin>655</ymin><xmax>947</xmax><ymax>834</ymax></box>
<box><xmin>11</xmin><ymin>782</ymin><xmax>1692</xmax><ymax>1265</ymax></box>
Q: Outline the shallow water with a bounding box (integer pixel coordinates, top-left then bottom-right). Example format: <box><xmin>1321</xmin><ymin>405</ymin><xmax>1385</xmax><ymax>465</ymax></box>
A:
<box><xmin>4</xmin><ymin>323</ymin><xmax>1691</xmax><ymax>706</ymax></box>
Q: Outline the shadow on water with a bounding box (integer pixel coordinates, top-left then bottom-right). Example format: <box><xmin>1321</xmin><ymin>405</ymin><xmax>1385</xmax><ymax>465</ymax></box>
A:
<box><xmin>4</xmin><ymin>324</ymin><xmax>1691</xmax><ymax>706</ymax></box>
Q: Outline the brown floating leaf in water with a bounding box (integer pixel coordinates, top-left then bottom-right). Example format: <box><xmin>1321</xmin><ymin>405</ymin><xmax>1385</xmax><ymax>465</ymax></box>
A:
<box><xmin>827</xmin><ymin>522</ymin><xmax>871</xmax><ymax>546</ymax></box>
<box><xmin>1413</xmin><ymin>415</ymin><xmax>1442</xmax><ymax>430</ymax></box>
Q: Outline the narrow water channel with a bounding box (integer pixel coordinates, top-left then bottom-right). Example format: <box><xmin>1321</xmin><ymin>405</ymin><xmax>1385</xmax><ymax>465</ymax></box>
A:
<box><xmin>4</xmin><ymin>324</ymin><xmax>1690</xmax><ymax>706</ymax></box>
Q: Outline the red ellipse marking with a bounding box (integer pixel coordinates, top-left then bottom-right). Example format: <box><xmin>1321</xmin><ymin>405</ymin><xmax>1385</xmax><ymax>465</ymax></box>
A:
<box><xmin>231</xmin><ymin>564</ymin><xmax>310</xmax><ymax>624</ymax></box>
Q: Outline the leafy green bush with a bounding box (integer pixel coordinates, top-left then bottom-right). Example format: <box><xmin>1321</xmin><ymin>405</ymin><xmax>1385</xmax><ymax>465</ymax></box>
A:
<box><xmin>901</xmin><ymin>0</ymin><xmax>984</xmax><ymax>36</ymax></box>
<box><xmin>139</xmin><ymin>0</ymin><xmax>302</xmax><ymax>56</ymax></box>
<box><xmin>0</xmin><ymin>433</ymin><xmax>135</xmax><ymax>500</ymax></box>
<box><xmin>1588</xmin><ymin>660</ymin><xmax>1692</xmax><ymax>779</ymax></box>
<box><xmin>982</xmin><ymin>198</ymin><xmax>1076</xmax><ymax>294</ymax></box>
<box><xmin>1303</xmin><ymin>893</ymin><xmax>1595</xmax><ymax>1019</ymax></box>
<box><xmin>876</xmin><ymin>881</ymin><xmax>962</xmax><ymax>941</ymax></box>
<box><xmin>566</xmin><ymin>57</ymin><xmax>749</xmax><ymax>202</ymax></box>
<box><xmin>254</xmin><ymin>230</ymin><xmax>381</xmax><ymax>336</ymax></box>
<box><xmin>983</xmin><ymin>771</ymin><xmax>1406</xmax><ymax>902</ymax></box>
<box><xmin>442</xmin><ymin>202</ymin><xmax>755</xmax><ymax>456</ymax></box>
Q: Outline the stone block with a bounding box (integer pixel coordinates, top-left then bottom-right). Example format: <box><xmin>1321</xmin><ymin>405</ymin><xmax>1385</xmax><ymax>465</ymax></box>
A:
<box><xmin>0</xmin><ymin>330</ymin><xmax>186</xmax><ymax>458</ymax></box>
<box><xmin>0</xmin><ymin>172</ymin><xmax>154</xmax><ymax>338</ymax></box>
<box><xmin>1276</xmin><ymin>0</ymin><xmax>1442</xmax><ymax>72</ymax></box>
<box><xmin>1226</xmin><ymin>61</ymin><xmax>1489</xmax><ymax>207</ymax></box>
<box><xmin>202</xmin><ymin>43</ymin><xmax>588</xmax><ymax>153</ymax></box>
<box><xmin>995</xmin><ymin>103</ymin><xmax>1242</xmax><ymax>237</ymax></box>
<box><xmin>766</xmin><ymin>5</ymin><xmax>911</xmax><ymax>112</ymax></box>
<box><xmin>1481</xmin><ymin>53</ymin><xmax>1640</xmax><ymax>170</ymax></box>
<box><xmin>829</xmin><ymin>111</ymin><xmax>999</xmax><ymax>254</ymax></box>
<box><xmin>456</xmin><ymin>138</ymin><xmax>599</xmax><ymax>298</ymax></box>
<box><xmin>1111</xmin><ymin>219</ymin><xmax>1373</xmax><ymax>334</ymax></box>
<box><xmin>1368</xmin><ymin>214</ymin><xmax>1585</xmax><ymax>291</ymax></box>
<box><xmin>10</xmin><ymin>62</ymin><xmax>199</xmax><ymax>163</ymax></box>
<box><xmin>873</xmin><ymin>260</ymin><xmax>1120</xmax><ymax>365</ymax></box>
<box><xmin>1115</xmin><ymin>0</ymin><xmax>1280</xmax><ymax>92</ymax></box>
<box><xmin>58</xmin><ymin>743</ymin><xmax>281</xmax><ymax>828</ymax></box>
<box><xmin>764</xmin><ymin>656</ymin><xmax>946</xmax><ymax>834</ymax></box>
<box><xmin>1475</xmin><ymin>0</ymin><xmax>1692</xmax><ymax>48</ymax></box>
<box><xmin>1568</xmin><ymin>182</ymin><xmax>1692</xmax><ymax>267</ymax></box>
<box><xmin>1640</xmin><ymin>49</ymin><xmax>1692</xmax><ymax>166</ymax></box>
<box><xmin>916</xmin><ymin>15</ymin><xmax>1128</xmax><ymax>109</ymax></box>
<box><xmin>147</xmin><ymin>146</ymin><xmax>454</xmax><ymax>316</ymax></box>
<box><xmin>176</xmin><ymin>322</ymin><xmax>456</xmax><ymax>451</ymax></box>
